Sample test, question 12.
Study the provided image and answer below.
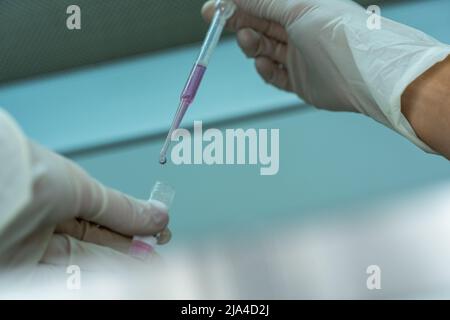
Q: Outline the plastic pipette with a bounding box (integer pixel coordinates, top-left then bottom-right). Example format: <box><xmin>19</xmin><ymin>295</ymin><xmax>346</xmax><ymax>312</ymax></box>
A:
<box><xmin>159</xmin><ymin>0</ymin><xmax>236</xmax><ymax>165</ymax></box>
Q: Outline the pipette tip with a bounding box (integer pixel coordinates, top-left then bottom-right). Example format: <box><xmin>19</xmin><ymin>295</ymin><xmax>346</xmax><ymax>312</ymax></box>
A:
<box><xmin>159</xmin><ymin>155</ymin><xmax>167</xmax><ymax>165</ymax></box>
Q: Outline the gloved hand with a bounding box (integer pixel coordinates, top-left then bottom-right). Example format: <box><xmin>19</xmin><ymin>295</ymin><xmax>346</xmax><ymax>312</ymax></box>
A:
<box><xmin>0</xmin><ymin>110</ymin><xmax>171</xmax><ymax>272</ymax></box>
<box><xmin>202</xmin><ymin>0</ymin><xmax>450</xmax><ymax>152</ymax></box>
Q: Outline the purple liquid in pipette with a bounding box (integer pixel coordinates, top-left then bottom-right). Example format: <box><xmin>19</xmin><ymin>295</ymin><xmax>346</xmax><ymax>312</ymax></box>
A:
<box><xmin>159</xmin><ymin>64</ymin><xmax>207</xmax><ymax>165</ymax></box>
<box><xmin>182</xmin><ymin>64</ymin><xmax>207</xmax><ymax>103</ymax></box>
<box><xmin>173</xmin><ymin>64</ymin><xmax>207</xmax><ymax>133</ymax></box>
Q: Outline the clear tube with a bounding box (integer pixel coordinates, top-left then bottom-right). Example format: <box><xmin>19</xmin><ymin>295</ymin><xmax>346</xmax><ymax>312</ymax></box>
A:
<box><xmin>129</xmin><ymin>181</ymin><xmax>176</xmax><ymax>261</ymax></box>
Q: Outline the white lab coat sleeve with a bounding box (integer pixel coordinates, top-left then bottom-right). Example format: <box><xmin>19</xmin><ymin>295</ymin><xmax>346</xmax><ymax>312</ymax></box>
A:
<box><xmin>0</xmin><ymin>109</ymin><xmax>33</xmax><ymax>231</ymax></box>
<box><xmin>0</xmin><ymin>109</ymin><xmax>54</xmax><ymax>271</ymax></box>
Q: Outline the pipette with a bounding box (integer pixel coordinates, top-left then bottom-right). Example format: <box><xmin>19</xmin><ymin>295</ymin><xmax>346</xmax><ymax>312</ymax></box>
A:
<box><xmin>159</xmin><ymin>0</ymin><xmax>237</xmax><ymax>165</ymax></box>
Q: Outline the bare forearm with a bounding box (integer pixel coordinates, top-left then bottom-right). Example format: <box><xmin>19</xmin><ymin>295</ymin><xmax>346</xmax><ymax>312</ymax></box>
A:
<box><xmin>402</xmin><ymin>56</ymin><xmax>450</xmax><ymax>159</ymax></box>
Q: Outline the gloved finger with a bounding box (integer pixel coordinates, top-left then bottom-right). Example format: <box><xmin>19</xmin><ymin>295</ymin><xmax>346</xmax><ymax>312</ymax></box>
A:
<box><xmin>69</xmin><ymin>159</ymin><xmax>169</xmax><ymax>236</ymax></box>
<box><xmin>201</xmin><ymin>0</ymin><xmax>288</xmax><ymax>43</ymax></box>
<box><xmin>40</xmin><ymin>234</ymin><xmax>155</xmax><ymax>271</ymax></box>
<box><xmin>83</xmin><ymin>186</ymin><xmax>169</xmax><ymax>238</ymax></box>
<box><xmin>237</xmin><ymin>28</ymin><xmax>287</xmax><ymax>64</ymax></box>
<box><xmin>157</xmin><ymin>228</ymin><xmax>172</xmax><ymax>245</ymax></box>
<box><xmin>255</xmin><ymin>56</ymin><xmax>292</xmax><ymax>92</ymax></box>
<box><xmin>55</xmin><ymin>219</ymin><xmax>132</xmax><ymax>254</ymax></box>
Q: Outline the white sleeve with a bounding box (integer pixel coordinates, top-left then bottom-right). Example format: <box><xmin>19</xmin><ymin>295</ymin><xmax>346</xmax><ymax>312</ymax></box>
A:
<box><xmin>0</xmin><ymin>109</ymin><xmax>57</xmax><ymax>271</ymax></box>
<box><xmin>0</xmin><ymin>109</ymin><xmax>33</xmax><ymax>246</ymax></box>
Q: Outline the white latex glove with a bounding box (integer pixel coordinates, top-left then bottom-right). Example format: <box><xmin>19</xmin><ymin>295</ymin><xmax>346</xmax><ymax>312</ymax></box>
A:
<box><xmin>0</xmin><ymin>109</ymin><xmax>170</xmax><ymax>274</ymax></box>
<box><xmin>202</xmin><ymin>0</ymin><xmax>450</xmax><ymax>152</ymax></box>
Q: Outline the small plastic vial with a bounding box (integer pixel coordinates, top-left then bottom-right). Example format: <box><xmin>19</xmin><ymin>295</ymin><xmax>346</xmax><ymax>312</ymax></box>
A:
<box><xmin>129</xmin><ymin>181</ymin><xmax>175</xmax><ymax>261</ymax></box>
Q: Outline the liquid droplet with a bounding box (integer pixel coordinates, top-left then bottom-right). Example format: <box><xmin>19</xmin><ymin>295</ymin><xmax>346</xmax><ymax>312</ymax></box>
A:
<box><xmin>159</xmin><ymin>156</ymin><xmax>167</xmax><ymax>165</ymax></box>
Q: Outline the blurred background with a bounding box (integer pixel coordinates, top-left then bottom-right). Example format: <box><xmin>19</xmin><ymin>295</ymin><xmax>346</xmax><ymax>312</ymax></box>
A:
<box><xmin>1</xmin><ymin>0</ymin><xmax>450</xmax><ymax>299</ymax></box>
